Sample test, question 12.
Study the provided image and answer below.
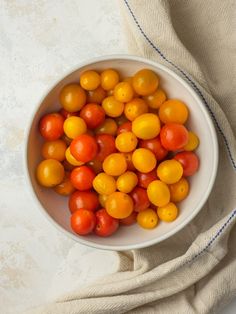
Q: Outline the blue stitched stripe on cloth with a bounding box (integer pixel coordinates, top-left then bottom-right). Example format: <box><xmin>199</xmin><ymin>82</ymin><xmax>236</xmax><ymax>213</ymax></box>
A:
<box><xmin>123</xmin><ymin>0</ymin><xmax>236</xmax><ymax>260</ymax></box>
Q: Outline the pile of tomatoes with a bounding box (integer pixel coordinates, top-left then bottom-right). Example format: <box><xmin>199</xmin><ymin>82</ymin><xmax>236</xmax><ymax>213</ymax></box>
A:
<box><xmin>36</xmin><ymin>68</ymin><xmax>199</xmax><ymax>237</ymax></box>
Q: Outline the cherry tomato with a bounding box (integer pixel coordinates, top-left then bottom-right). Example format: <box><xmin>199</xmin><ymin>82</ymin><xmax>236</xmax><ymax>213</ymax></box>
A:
<box><xmin>137</xmin><ymin>170</ymin><xmax>157</xmax><ymax>188</ymax></box>
<box><xmin>147</xmin><ymin>180</ymin><xmax>170</xmax><ymax>207</ymax></box>
<box><xmin>157</xmin><ymin>202</ymin><xmax>178</xmax><ymax>222</ymax></box>
<box><xmin>93</xmin><ymin>172</ymin><xmax>116</xmax><ymax>195</ymax></box>
<box><xmin>137</xmin><ymin>208</ymin><xmax>158</xmax><ymax>229</ymax></box>
<box><xmin>116</xmin><ymin>171</ymin><xmax>138</xmax><ymax>193</ymax></box>
<box><xmin>54</xmin><ymin>172</ymin><xmax>75</xmax><ymax>196</ymax></box>
<box><xmin>130</xmin><ymin>187</ymin><xmax>150</xmax><ymax>212</ymax></box>
<box><xmin>87</xmin><ymin>86</ymin><xmax>106</xmax><ymax>104</ymax></box>
<box><xmin>124</xmin><ymin>98</ymin><xmax>148</xmax><ymax>121</ymax></box>
<box><xmin>157</xmin><ymin>159</ymin><xmax>183</xmax><ymax>184</ymax></box>
<box><xmin>160</xmin><ymin>123</ymin><xmax>189</xmax><ymax>151</ymax></box>
<box><xmin>63</xmin><ymin>116</ymin><xmax>87</xmax><ymax>139</ymax></box>
<box><xmin>174</xmin><ymin>151</ymin><xmax>199</xmax><ymax>176</ymax></box>
<box><xmin>132</xmin><ymin>113</ymin><xmax>160</xmax><ymax>140</ymax></box>
<box><xmin>102</xmin><ymin>96</ymin><xmax>124</xmax><ymax>117</ymax></box>
<box><xmin>39</xmin><ymin>113</ymin><xmax>64</xmax><ymax>141</ymax></box>
<box><xmin>139</xmin><ymin>136</ymin><xmax>168</xmax><ymax>161</ymax></box>
<box><xmin>98</xmin><ymin>194</ymin><xmax>108</xmax><ymax>207</ymax></box>
<box><xmin>95</xmin><ymin>134</ymin><xmax>116</xmax><ymax>161</ymax></box>
<box><xmin>120</xmin><ymin>211</ymin><xmax>137</xmax><ymax>226</ymax></box>
<box><xmin>87</xmin><ymin>159</ymin><xmax>103</xmax><ymax>174</ymax></box>
<box><xmin>65</xmin><ymin>147</ymin><xmax>84</xmax><ymax>166</ymax></box>
<box><xmin>95</xmin><ymin>209</ymin><xmax>119</xmax><ymax>237</ymax></box>
<box><xmin>60</xmin><ymin>84</ymin><xmax>86</xmax><ymax>112</ymax></box>
<box><xmin>70</xmin><ymin>134</ymin><xmax>98</xmax><ymax>162</ymax></box>
<box><xmin>159</xmin><ymin>99</ymin><xmax>188</xmax><ymax>124</ymax></box>
<box><xmin>71</xmin><ymin>209</ymin><xmax>96</xmax><ymax>235</ymax></box>
<box><xmin>59</xmin><ymin>108</ymin><xmax>78</xmax><ymax>119</ymax></box>
<box><xmin>105</xmin><ymin>192</ymin><xmax>134</xmax><ymax>219</ymax></box>
<box><xmin>114</xmin><ymin>82</ymin><xmax>134</xmax><ymax>103</ymax></box>
<box><xmin>115</xmin><ymin>132</ymin><xmax>138</xmax><ymax>153</ymax></box>
<box><xmin>132</xmin><ymin>148</ymin><xmax>156</xmax><ymax>173</ymax></box>
<box><xmin>101</xmin><ymin>69</ymin><xmax>119</xmax><ymax>91</ymax></box>
<box><xmin>80</xmin><ymin>70</ymin><xmax>100</xmax><ymax>91</ymax></box>
<box><xmin>117</xmin><ymin>121</ymin><xmax>132</xmax><ymax>134</ymax></box>
<box><xmin>70</xmin><ymin>166</ymin><xmax>95</xmax><ymax>190</ymax></box>
<box><xmin>183</xmin><ymin>131</ymin><xmax>199</xmax><ymax>151</ymax></box>
<box><xmin>41</xmin><ymin>139</ymin><xmax>67</xmax><ymax>161</ymax></box>
<box><xmin>69</xmin><ymin>190</ymin><xmax>99</xmax><ymax>213</ymax></box>
<box><xmin>143</xmin><ymin>88</ymin><xmax>166</xmax><ymax>109</ymax></box>
<box><xmin>122</xmin><ymin>152</ymin><xmax>136</xmax><ymax>171</ymax></box>
<box><xmin>94</xmin><ymin>118</ymin><xmax>118</xmax><ymax>136</ymax></box>
<box><xmin>103</xmin><ymin>153</ymin><xmax>127</xmax><ymax>176</ymax></box>
<box><xmin>132</xmin><ymin>69</ymin><xmax>159</xmax><ymax>96</ymax></box>
<box><xmin>80</xmin><ymin>103</ymin><xmax>105</xmax><ymax>129</ymax></box>
<box><xmin>115</xmin><ymin>114</ymin><xmax>128</xmax><ymax>126</ymax></box>
<box><xmin>169</xmin><ymin>177</ymin><xmax>189</xmax><ymax>202</ymax></box>
<box><xmin>36</xmin><ymin>159</ymin><xmax>65</xmax><ymax>187</ymax></box>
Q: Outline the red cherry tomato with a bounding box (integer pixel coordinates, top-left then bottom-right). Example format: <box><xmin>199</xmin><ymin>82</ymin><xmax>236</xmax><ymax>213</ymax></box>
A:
<box><xmin>120</xmin><ymin>211</ymin><xmax>137</xmax><ymax>226</ymax></box>
<box><xmin>139</xmin><ymin>136</ymin><xmax>168</xmax><ymax>161</ymax></box>
<box><xmin>137</xmin><ymin>170</ymin><xmax>158</xmax><ymax>189</ymax></box>
<box><xmin>174</xmin><ymin>151</ymin><xmax>199</xmax><ymax>176</ymax></box>
<box><xmin>95</xmin><ymin>209</ymin><xmax>119</xmax><ymax>237</ymax></box>
<box><xmin>70</xmin><ymin>134</ymin><xmax>98</xmax><ymax>162</ymax></box>
<box><xmin>39</xmin><ymin>113</ymin><xmax>64</xmax><ymax>141</ymax></box>
<box><xmin>69</xmin><ymin>190</ymin><xmax>99</xmax><ymax>213</ymax></box>
<box><xmin>130</xmin><ymin>187</ymin><xmax>150</xmax><ymax>212</ymax></box>
<box><xmin>70</xmin><ymin>166</ymin><xmax>95</xmax><ymax>190</ymax></box>
<box><xmin>160</xmin><ymin>123</ymin><xmax>188</xmax><ymax>151</ymax></box>
<box><xmin>71</xmin><ymin>209</ymin><xmax>96</xmax><ymax>235</ymax></box>
<box><xmin>80</xmin><ymin>103</ymin><xmax>105</xmax><ymax>129</ymax></box>
<box><xmin>59</xmin><ymin>108</ymin><xmax>78</xmax><ymax>119</ymax></box>
<box><xmin>117</xmin><ymin>121</ymin><xmax>132</xmax><ymax>135</ymax></box>
<box><xmin>95</xmin><ymin>134</ymin><xmax>116</xmax><ymax>162</ymax></box>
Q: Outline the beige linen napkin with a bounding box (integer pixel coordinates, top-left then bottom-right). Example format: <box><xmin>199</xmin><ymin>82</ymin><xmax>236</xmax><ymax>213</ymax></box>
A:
<box><xmin>27</xmin><ymin>0</ymin><xmax>236</xmax><ymax>313</ymax></box>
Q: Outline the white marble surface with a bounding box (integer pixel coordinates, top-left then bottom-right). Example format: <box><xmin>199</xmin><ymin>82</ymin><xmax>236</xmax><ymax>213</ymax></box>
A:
<box><xmin>0</xmin><ymin>1</ymin><xmax>235</xmax><ymax>313</ymax></box>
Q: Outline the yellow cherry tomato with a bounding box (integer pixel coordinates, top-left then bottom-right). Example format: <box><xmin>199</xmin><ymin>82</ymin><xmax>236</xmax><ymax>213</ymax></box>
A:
<box><xmin>143</xmin><ymin>88</ymin><xmax>166</xmax><ymax>109</ymax></box>
<box><xmin>114</xmin><ymin>82</ymin><xmax>134</xmax><ymax>103</ymax></box>
<box><xmin>36</xmin><ymin>159</ymin><xmax>65</xmax><ymax>187</ymax></box>
<box><xmin>115</xmin><ymin>132</ymin><xmax>138</xmax><ymax>153</ymax></box>
<box><xmin>99</xmin><ymin>194</ymin><xmax>109</xmax><ymax>207</ymax></box>
<box><xmin>132</xmin><ymin>113</ymin><xmax>160</xmax><ymax>140</ymax></box>
<box><xmin>159</xmin><ymin>99</ymin><xmax>189</xmax><ymax>124</ymax></box>
<box><xmin>41</xmin><ymin>140</ymin><xmax>67</xmax><ymax>161</ymax></box>
<box><xmin>59</xmin><ymin>83</ymin><xmax>86</xmax><ymax>112</ymax></box>
<box><xmin>105</xmin><ymin>192</ymin><xmax>134</xmax><ymax>219</ymax></box>
<box><xmin>63</xmin><ymin>116</ymin><xmax>87</xmax><ymax>139</ymax></box>
<box><xmin>115</xmin><ymin>114</ymin><xmax>128</xmax><ymax>126</ymax></box>
<box><xmin>132</xmin><ymin>69</ymin><xmax>159</xmax><ymax>96</ymax></box>
<box><xmin>169</xmin><ymin>177</ymin><xmax>189</xmax><ymax>202</ymax></box>
<box><xmin>157</xmin><ymin>160</ymin><xmax>183</xmax><ymax>184</ymax></box>
<box><xmin>137</xmin><ymin>208</ymin><xmax>158</xmax><ymax>229</ymax></box>
<box><xmin>124</xmin><ymin>98</ymin><xmax>148</xmax><ymax>121</ymax></box>
<box><xmin>93</xmin><ymin>172</ymin><xmax>116</xmax><ymax>195</ymax></box>
<box><xmin>101</xmin><ymin>69</ymin><xmax>119</xmax><ymax>90</ymax></box>
<box><xmin>184</xmin><ymin>131</ymin><xmax>199</xmax><ymax>151</ymax></box>
<box><xmin>54</xmin><ymin>172</ymin><xmax>75</xmax><ymax>196</ymax></box>
<box><xmin>157</xmin><ymin>202</ymin><xmax>178</xmax><ymax>222</ymax></box>
<box><xmin>103</xmin><ymin>153</ymin><xmax>127</xmax><ymax>176</ymax></box>
<box><xmin>80</xmin><ymin>70</ymin><xmax>100</xmax><ymax>91</ymax></box>
<box><xmin>147</xmin><ymin>180</ymin><xmax>170</xmax><ymax>207</ymax></box>
<box><xmin>94</xmin><ymin>118</ymin><xmax>118</xmax><ymax>136</ymax></box>
<box><xmin>65</xmin><ymin>147</ymin><xmax>84</xmax><ymax>166</ymax></box>
<box><xmin>132</xmin><ymin>148</ymin><xmax>156</xmax><ymax>173</ymax></box>
<box><xmin>102</xmin><ymin>96</ymin><xmax>124</xmax><ymax>117</ymax></box>
<box><xmin>117</xmin><ymin>171</ymin><xmax>138</xmax><ymax>193</ymax></box>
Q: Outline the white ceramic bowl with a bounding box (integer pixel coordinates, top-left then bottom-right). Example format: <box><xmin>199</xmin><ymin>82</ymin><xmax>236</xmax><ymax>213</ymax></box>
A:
<box><xmin>25</xmin><ymin>55</ymin><xmax>218</xmax><ymax>251</ymax></box>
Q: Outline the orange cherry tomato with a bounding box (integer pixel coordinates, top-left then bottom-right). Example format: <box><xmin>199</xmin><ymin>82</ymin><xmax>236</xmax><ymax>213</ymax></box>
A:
<box><xmin>114</xmin><ymin>82</ymin><xmax>134</xmax><ymax>103</ymax></box>
<box><xmin>132</xmin><ymin>113</ymin><xmax>161</xmax><ymax>140</ymax></box>
<box><xmin>147</xmin><ymin>180</ymin><xmax>170</xmax><ymax>207</ymax></box>
<box><xmin>54</xmin><ymin>172</ymin><xmax>75</xmax><ymax>196</ymax></box>
<box><xmin>120</xmin><ymin>211</ymin><xmax>137</xmax><ymax>226</ymax></box>
<box><xmin>117</xmin><ymin>121</ymin><xmax>132</xmax><ymax>134</ymax></box>
<box><xmin>137</xmin><ymin>208</ymin><xmax>158</xmax><ymax>229</ymax></box>
<box><xmin>169</xmin><ymin>177</ymin><xmax>189</xmax><ymax>202</ymax></box>
<box><xmin>70</xmin><ymin>134</ymin><xmax>98</xmax><ymax>162</ymax></box>
<box><xmin>124</xmin><ymin>98</ymin><xmax>148</xmax><ymax>121</ymax></box>
<box><xmin>94</xmin><ymin>118</ymin><xmax>118</xmax><ymax>136</ymax></box>
<box><xmin>71</xmin><ymin>209</ymin><xmax>96</xmax><ymax>235</ymax></box>
<box><xmin>132</xmin><ymin>148</ymin><xmax>156</xmax><ymax>173</ymax></box>
<box><xmin>41</xmin><ymin>139</ymin><xmax>67</xmax><ymax>161</ymax></box>
<box><xmin>130</xmin><ymin>187</ymin><xmax>150</xmax><ymax>212</ymax></box>
<box><xmin>87</xmin><ymin>86</ymin><xmax>106</xmax><ymax>104</ymax></box>
<box><xmin>157</xmin><ymin>202</ymin><xmax>178</xmax><ymax>222</ymax></box>
<box><xmin>116</xmin><ymin>171</ymin><xmax>138</xmax><ymax>193</ymax></box>
<box><xmin>115</xmin><ymin>132</ymin><xmax>138</xmax><ymax>153</ymax></box>
<box><xmin>95</xmin><ymin>209</ymin><xmax>119</xmax><ymax>237</ymax></box>
<box><xmin>39</xmin><ymin>113</ymin><xmax>64</xmax><ymax>141</ymax></box>
<box><xmin>103</xmin><ymin>153</ymin><xmax>127</xmax><ymax>176</ymax></box>
<box><xmin>160</xmin><ymin>123</ymin><xmax>189</xmax><ymax>151</ymax></box>
<box><xmin>102</xmin><ymin>96</ymin><xmax>124</xmax><ymax>117</ymax></box>
<box><xmin>159</xmin><ymin>99</ymin><xmax>189</xmax><ymax>124</ymax></box>
<box><xmin>157</xmin><ymin>159</ymin><xmax>183</xmax><ymax>184</ymax></box>
<box><xmin>80</xmin><ymin>70</ymin><xmax>100</xmax><ymax>91</ymax></box>
<box><xmin>132</xmin><ymin>69</ymin><xmax>159</xmax><ymax>96</ymax></box>
<box><xmin>93</xmin><ymin>172</ymin><xmax>116</xmax><ymax>195</ymax></box>
<box><xmin>70</xmin><ymin>166</ymin><xmax>95</xmax><ymax>191</ymax></box>
<box><xmin>60</xmin><ymin>84</ymin><xmax>86</xmax><ymax>112</ymax></box>
<box><xmin>105</xmin><ymin>192</ymin><xmax>134</xmax><ymax>219</ymax></box>
<box><xmin>95</xmin><ymin>134</ymin><xmax>116</xmax><ymax>161</ymax></box>
<box><xmin>63</xmin><ymin>116</ymin><xmax>87</xmax><ymax>139</ymax></box>
<box><xmin>101</xmin><ymin>69</ymin><xmax>119</xmax><ymax>91</ymax></box>
<box><xmin>80</xmin><ymin>103</ymin><xmax>105</xmax><ymax>129</ymax></box>
<box><xmin>69</xmin><ymin>190</ymin><xmax>99</xmax><ymax>213</ymax></box>
<box><xmin>143</xmin><ymin>88</ymin><xmax>166</xmax><ymax>109</ymax></box>
<box><xmin>139</xmin><ymin>136</ymin><xmax>168</xmax><ymax>161</ymax></box>
<box><xmin>137</xmin><ymin>170</ymin><xmax>157</xmax><ymax>189</ymax></box>
<box><xmin>36</xmin><ymin>159</ymin><xmax>65</xmax><ymax>187</ymax></box>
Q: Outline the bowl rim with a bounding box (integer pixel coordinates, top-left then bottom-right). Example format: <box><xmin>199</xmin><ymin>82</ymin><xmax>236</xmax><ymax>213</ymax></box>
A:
<box><xmin>24</xmin><ymin>54</ymin><xmax>219</xmax><ymax>251</ymax></box>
